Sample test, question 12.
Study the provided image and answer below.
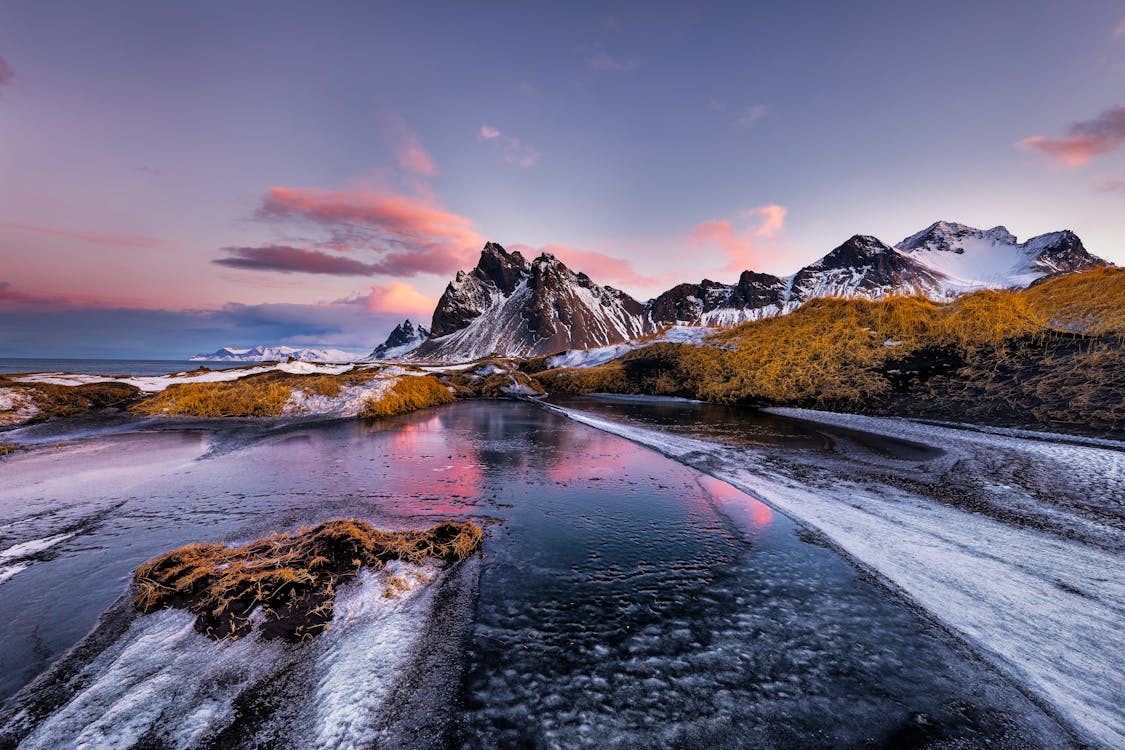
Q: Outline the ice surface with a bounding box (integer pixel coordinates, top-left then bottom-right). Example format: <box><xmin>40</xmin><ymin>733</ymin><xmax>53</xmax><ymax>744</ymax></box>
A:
<box><xmin>6</xmin><ymin>562</ymin><xmax>448</xmax><ymax>749</ymax></box>
<box><xmin>549</xmin><ymin>404</ymin><xmax>1125</xmax><ymax>748</ymax></box>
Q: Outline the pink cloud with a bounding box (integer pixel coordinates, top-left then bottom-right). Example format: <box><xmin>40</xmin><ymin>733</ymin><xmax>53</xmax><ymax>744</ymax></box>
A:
<box><xmin>509</xmin><ymin>243</ymin><xmax>660</xmax><ymax>287</ymax></box>
<box><xmin>1115</xmin><ymin>19</ymin><xmax>1125</xmax><ymax>38</ymax></box>
<box><xmin>0</xmin><ymin>55</ymin><xmax>13</xmax><ymax>87</ymax></box>
<box><xmin>395</xmin><ymin>142</ymin><xmax>436</xmax><ymax>177</ymax></box>
<box><xmin>363</xmin><ymin>281</ymin><xmax>435</xmax><ymax>316</ymax></box>
<box><xmin>689</xmin><ymin>204</ymin><xmax>788</xmax><ymax>272</ymax></box>
<box><xmin>255</xmin><ymin>186</ymin><xmax>484</xmax><ymax>277</ymax></box>
<box><xmin>477</xmin><ymin>125</ymin><xmax>541</xmax><ymax>167</ymax></box>
<box><xmin>740</xmin><ymin>204</ymin><xmax>786</xmax><ymax>238</ymax></box>
<box><xmin>0</xmin><ymin>220</ymin><xmax>178</xmax><ymax>250</ymax></box>
<box><xmin>1017</xmin><ymin>105</ymin><xmax>1125</xmax><ymax>167</ymax></box>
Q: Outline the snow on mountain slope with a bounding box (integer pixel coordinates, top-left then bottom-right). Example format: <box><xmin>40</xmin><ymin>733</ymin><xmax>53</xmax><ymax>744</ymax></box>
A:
<box><xmin>416</xmin><ymin>246</ymin><xmax>654</xmax><ymax>360</ymax></box>
<box><xmin>894</xmin><ymin>221</ymin><xmax>1103</xmax><ymax>296</ymax></box>
<box><xmin>413</xmin><ymin>226</ymin><xmax>1107</xmax><ymax>360</ymax></box>
<box><xmin>191</xmin><ymin>345</ymin><xmax>357</xmax><ymax>363</ymax></box>
<box><xmin>358</xmin><ymin>320</ymin><xmax>430</xmax><ymax>361</ymax></box>
<box><xmin>649</xmin><ymin>222</ymin><xmax>1107</xmax><ymax>327</ymax></box>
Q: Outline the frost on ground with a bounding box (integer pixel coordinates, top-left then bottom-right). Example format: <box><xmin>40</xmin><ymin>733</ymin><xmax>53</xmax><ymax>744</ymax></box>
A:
<box><xmin>284</xmin><ymin>377</ymin><xmax>393</xmax><ymax>418</ymax></box>
<box><xmin>10</xmin><ymin>362</ymin><xmax>355</xmax><ymax>393</ymax></box>
<box><xmin>550</xmin><ymin>404</ymin><xmax>1125</xmax><ymax>749</ymax></box>
<box><xmin>0</xmin><ymin>561</ymin><xmax>466</xmax><ymax>750</ymax></box>
<box><xmin>0</xmin><ymin>388</ymin><xmax>39</xmax><ymax>425</ymax></box>
<box><xmin>545</xmin><ymin>325</ymin><xmax>718</xmax><ymax>369</ymax></box>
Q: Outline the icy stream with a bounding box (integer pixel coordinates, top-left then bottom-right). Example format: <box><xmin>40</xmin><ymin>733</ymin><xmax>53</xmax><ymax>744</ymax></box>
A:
<box><xmin>0</xmin><ymin>401</ymin><xmax>1091</xmax><ymax>748</ymax></box>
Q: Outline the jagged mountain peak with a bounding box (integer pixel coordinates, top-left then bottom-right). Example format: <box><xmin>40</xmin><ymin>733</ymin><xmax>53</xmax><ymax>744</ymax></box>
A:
<box><xmin>414</xmin><ymin>226</ymin><xmax>1107</xmax><ymax>361</ymax></box>
<box><xmin>897</xmin><ymin>221</ymin><xmax>1017</xmax><ymax>253</ymax></box>
<box><xmin>416</xmin><ymin>242</ymin><xmax>651</xmax><ymax>360</ymax></box>
<box><xmin>360</xmin><ymin>319</ymin><xmax>430</xmax><ymax>361</ymax></box>
<box><xmin>811</xmin><ymin>235</ymin><xmax>895</xmax><ymax>269</ymax></box>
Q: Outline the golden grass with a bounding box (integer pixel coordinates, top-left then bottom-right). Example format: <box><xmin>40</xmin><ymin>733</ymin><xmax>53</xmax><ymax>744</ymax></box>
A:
<box><xmin>360</xmin><ymin>375</ymin><xmax>456</xmax><ymax>418</ymax></box>
<box><xmin>536</xmin><ymin>268</ymin><xmax>1125</xmax><ymax>411</ymax></box>
<box><xmin>131</xmin><ymin>373</ymin><xmax>345</xmax><ymax>418</ymax></box>
<box><xmin>0</xmin><ymin>442</ymin><xmax>15</xmax><ymax>457</ymax></box>
<box><xmin>133</xmin><ymin>519</ymin><xmax>483</xmax><ymax>641</ymax></box>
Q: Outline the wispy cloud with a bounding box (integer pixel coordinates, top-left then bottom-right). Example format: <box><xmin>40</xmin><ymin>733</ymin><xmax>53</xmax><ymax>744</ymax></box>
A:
<box><xmin>394</xmin><ymin>136</ymin><xmax>436</xmax><ymax>177</ymax></box>
<box><xmin>1114</xmin><ymin>19</ymin><xmax>1125</xmax><ymax>38</ymax></box>
<box><xmin>689</xmin><ymin>204</ymin><xmax>788</xmax><ymax>272</ymax></box>
<box><xmin>0</xmin><ymin>220</ymin><xmax>178</xmax><ymax>250</ymax></box>
<box><xmin>0</xmin><ymin>56</ymin><xmax>13</xmax><ymax>87</ymax></box>
<box><xmin>1093</xmin><ymin>176</ymin><xmax>1125</xmax><ymax>193</ymax></box>
<box><xmin>251</xmin><ymin>186</ymin><xmax>483</xmax><ymax>277</ymax></box>
<box><xmin>736</xmin><ymin>104</ymin><xmax>768</xmax><ymax>129</ymax></box>
<box><xmin>214</xmin><ymin>245</ymin><xmax>380</xmax><ymax>276</ymax></box>
<box><xmin>1017</xmin><ymin>105</ymin><xmax>1125</xmax><ymax>167</ymax></box>
<box><xmin>588</xmin><ymin>51</ymin><xmax>638</xmax><ymax>73</ymax></box>
<box><xmin>477</xmin><ymin>124</ymin><xmax>541</xmax><ymax>168</ymax></box>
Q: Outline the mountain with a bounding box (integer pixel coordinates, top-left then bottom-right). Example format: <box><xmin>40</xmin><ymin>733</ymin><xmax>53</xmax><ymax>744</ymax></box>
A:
<box><xmin>416</xmin><ymin>225</ymin><xmax>1107</xmax><ymax>361</ymax></box>
<box><xmin>646</xmin><ymin>222</ymin><xmax>1107</xmax><ymax>326</ymax></box>
<box><xmin>358</xmin><ymin>319</ymin><xmax>430</xmax><ymax>360</ymax></box>
<box><xmin>189</xmin><ymin>345</ymin><xmax>356</xmax><ymax>363</ymax></box>
<box><xmin>415</xmin><ymin>243</ymin><xmax>653</xmax><ymax>360</ymax></box>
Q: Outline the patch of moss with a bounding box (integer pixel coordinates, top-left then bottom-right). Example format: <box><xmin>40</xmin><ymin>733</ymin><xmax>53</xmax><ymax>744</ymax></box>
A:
<box><xmin>133</xmin><ymin>519</ymin><xmax>483</xmax><ymax>641</ymax></box>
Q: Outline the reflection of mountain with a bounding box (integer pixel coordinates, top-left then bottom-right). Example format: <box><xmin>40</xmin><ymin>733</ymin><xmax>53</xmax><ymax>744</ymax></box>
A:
<box><xmin>418</xmin><ymin>224</ymin><xmax>1107</xmax><ymax>360</ymax></box>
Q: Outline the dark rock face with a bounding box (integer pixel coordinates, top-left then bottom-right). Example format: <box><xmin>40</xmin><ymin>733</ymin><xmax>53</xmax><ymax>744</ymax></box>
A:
<box><xmin>430</xmin><ymin>243</ymin><xmax>530</xmax><ymax>337</ymax></box>
<box><xmin>418</xmin><ymin>245</ymin><xmax>652</xmax><ymax>359</ymax></box>
<box><xmin>1027</xmin><ymin>231</ymin><xmax>1106</xmax><ymax>275</ymax></box>
<box><xmin>790</xmin><ymin>235</ymin><xmax>944</xmax><ymax>300</ymax></box>
<box><xmin>730</xmin><ymin>271</ymin><xmax>788</xmax><ymax>309</ymax></box>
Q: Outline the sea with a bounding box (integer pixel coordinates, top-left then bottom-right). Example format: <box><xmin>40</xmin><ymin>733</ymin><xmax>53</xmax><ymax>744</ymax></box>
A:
<box><xmin>0</xmin><ymin>359</ymin><xmax>254</xmax><ymax>376</ymax></box>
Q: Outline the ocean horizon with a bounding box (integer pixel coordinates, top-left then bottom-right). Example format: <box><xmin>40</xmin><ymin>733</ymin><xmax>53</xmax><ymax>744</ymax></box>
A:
<box><xmin>0</xmin><ymin>358</ymin><xmax>254</xmax><ymax>376</ymax></box>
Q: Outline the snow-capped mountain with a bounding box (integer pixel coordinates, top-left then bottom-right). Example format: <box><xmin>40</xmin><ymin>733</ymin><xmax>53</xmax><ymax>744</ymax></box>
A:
<box><xmin>357</xmin><ymin>319</ymin><xmax>430</xmax><ymax>360</ymax></box>
<box><xmin>647</xmin><ymin>222</ymin><xmax>1107</xmax><ymax>326</ymax></box>
<box><xmin>190</xmin><ymin>345</ymin><xmax>356</xmax><ymax>363</ymax></box>
<box><xmin>416</xmin><ymin>243</ymin><xmax>653</xmax><ymax>360</ymax></box>
<box><xmin>894</xmin><ymin>221</ymin><xmax>1098</xmax><ymax>295</ymax></box>
<box><xmin>415</xmin><ymin>226</ymin><xmax>1106</xmax><ymax>360</ymax></box>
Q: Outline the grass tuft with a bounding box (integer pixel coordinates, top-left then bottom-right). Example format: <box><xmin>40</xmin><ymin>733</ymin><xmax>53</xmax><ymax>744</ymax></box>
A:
<box><xmin>133</xmin><ymin>519</ymin><xmax>483</xmax><ymax>641</ymax></box>
<box><xmin>360</xmin><ymin>375</ymin><xmax>456</xmax><ymax>418</ymax></box>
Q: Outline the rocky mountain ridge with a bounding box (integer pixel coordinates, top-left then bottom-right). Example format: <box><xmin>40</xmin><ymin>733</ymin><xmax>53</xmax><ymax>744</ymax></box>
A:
<box><xmin>415</xmin><ymin>223</ymin><xmax>1107</xmax><ymax>360</ymax></box>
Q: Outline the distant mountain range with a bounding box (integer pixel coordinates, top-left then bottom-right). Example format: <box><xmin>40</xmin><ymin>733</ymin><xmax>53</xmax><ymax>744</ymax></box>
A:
<box><xmin>189</xmin><ymin>345</ymin><xmax>357</xmax><ymax>363</ymax></box>
<box><xmin>415</xmin><ymin>222</ymin><xmax>1107</xmax><ymax>360</ymax></box>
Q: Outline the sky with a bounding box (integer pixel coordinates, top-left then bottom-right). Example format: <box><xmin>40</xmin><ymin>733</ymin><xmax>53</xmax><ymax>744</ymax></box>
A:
<box><xmin>1</xmin><ymin>1</ymin><xmax>1124</xmax><ymax>358</ymax></box>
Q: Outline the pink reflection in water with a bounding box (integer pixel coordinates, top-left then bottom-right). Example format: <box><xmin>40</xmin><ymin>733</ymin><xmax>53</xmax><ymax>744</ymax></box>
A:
<box><xmin>697</xmin><ymin>475</ymin><xmax>773</xmax><ymax>530</ymax></box>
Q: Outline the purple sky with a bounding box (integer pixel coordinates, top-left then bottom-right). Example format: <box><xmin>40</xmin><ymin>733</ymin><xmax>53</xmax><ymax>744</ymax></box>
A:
<box><xmin>1</xmin><ymin>1</ymin><xmax>1124</xmax><ymax>357</ymax></box>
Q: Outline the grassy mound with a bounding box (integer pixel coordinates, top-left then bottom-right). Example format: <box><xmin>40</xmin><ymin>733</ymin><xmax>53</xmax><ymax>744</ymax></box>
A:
<box><xmin>0</xmin><ymin>379</ymin><xmax>141</xmax><ymax>421</ymax></box>
<box><xmin>133</xmin><ymin>519</ymin><xmax>483</xmax><ymax>641</ymax></box>
<box><xmin>132</xmin><ymin>372</ymin><xmax>344</xmax><ymax>418</ymax></box>
<box><xmin>360</xmin><ymin>375</ymin><xmax>456</xmax><ymax>418</ymax></box>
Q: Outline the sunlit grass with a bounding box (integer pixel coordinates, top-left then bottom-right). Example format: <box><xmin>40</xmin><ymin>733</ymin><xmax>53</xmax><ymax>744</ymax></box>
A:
<box><xmin>360</xmin><ymin>375</ymin><xmax>456</xmax><ymax>418</ymax></box>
